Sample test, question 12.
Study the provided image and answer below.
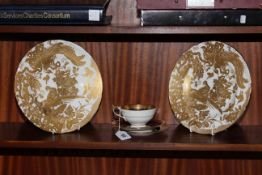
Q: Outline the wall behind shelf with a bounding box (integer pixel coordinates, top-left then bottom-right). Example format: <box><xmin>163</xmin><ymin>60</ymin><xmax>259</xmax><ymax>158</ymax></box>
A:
<box><xmin>0</xmin><ymin>40</ymin><xmax>261</xmax><ymax>125</ymax></box>
<box><xmin>107</xmin><ymin>0</ymin><xmax>140</xmax><ymax>26</ymax></box>
<box><xmin>0</xmin><ymin>0</ymin><xmax>262</xmax><ymax>174</ymax></box>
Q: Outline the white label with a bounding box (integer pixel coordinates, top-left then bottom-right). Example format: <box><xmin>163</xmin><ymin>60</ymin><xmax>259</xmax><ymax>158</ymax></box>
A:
<box><xmin>187</xmin><ymin>0</ymin><xmax>214</xmax><ymax>8</ymax></box>
<box><xmin>240</xmin><ymin>15</ymin><xmax>247</xmax><ymax>24</ymax></box>
<box><xmin>115</xmin><ymin>130</ymin><xmax>132</xmax><ymax>140</ymax></box>
<box><xmin>88</xmin><ymin>10</ymin><xmax>101</xmax><ymax>21</ymax></box>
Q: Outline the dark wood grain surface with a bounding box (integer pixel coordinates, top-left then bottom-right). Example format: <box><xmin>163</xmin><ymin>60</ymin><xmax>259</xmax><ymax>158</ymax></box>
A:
<box><xmin>0</xmin><ymin>0</ymin><xmax>262</xmax><ymax>175</ymax></box>
<box><xmin>1</xmin><ymin>41</ymin><xmax>261</xmax><ymax>125</ymax></box>
<box><xmin>0</xmin><ymin>123</ymin><xmax>262</xmax><ymax>152</ymax></box>
<box><xmin>1</xmin><ymin>156</ymin><xmax>262</xmax><ymax>175</ymax></box>
<box><xmin>0</xmin><ymin>26</ymin><xmax>262</xmax><ymax>34</ymax></box>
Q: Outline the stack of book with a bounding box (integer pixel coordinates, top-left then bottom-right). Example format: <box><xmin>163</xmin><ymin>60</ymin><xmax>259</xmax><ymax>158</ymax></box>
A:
<box><xmin>137</xmin><ymin>0</ymin><xmax>262</xmax><ymax>26</ymax></box>
<box><xmin>0</xmin><ymin>0</ymin><xmax>112</xmax><ymax>25</ymax></box>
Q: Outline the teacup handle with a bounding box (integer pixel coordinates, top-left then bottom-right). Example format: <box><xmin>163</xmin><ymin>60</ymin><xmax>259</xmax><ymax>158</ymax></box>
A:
<box><xmin>112</xmin><ymin>105</ymin><xmax>126</xmax><ymax>120</ymax></box>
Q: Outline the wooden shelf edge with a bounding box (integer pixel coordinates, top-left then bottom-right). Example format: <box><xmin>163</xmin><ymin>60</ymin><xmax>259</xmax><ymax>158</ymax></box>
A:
<box><xmin>0</xmin><ymin>25</ymin><xmax>261</xmax><ymax>34</ymax></box>
<box><xmin>1</xmin><ymin>123</ymin><xmax>262</xmax><ymax>152</ymax></box>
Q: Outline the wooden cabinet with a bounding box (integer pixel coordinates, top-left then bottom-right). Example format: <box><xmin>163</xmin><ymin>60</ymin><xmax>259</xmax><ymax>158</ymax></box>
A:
<box><xmin>0</xmin><ymin>0</ymin><xmax>262</xmax><ymax>174</ymax></box>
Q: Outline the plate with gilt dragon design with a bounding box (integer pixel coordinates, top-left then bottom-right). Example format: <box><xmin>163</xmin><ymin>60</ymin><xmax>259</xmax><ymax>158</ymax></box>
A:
<box><xmin>14</xmin><ymin>40</ymin><xmax>103</xmax><ymax>133</ymax></box>
<box><xmin>169</xmin><ymin>41</ymin><xmax>251</xmax><ymax>135</ymax></box>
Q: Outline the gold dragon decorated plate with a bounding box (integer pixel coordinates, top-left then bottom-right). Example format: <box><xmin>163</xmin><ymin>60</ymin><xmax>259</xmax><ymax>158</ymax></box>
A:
<box><xmin>14</xmin><ymin>40</ymin><xmax>103</xmax><ymax>133</ymax></box>
<box><xmin>169</xmin><ymin>41</ymin><xmax>251</xmax><ymax>135</ymax></box>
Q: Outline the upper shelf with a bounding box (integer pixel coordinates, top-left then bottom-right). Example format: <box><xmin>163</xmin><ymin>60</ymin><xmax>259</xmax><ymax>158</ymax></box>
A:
<box><xmin>0</xmin><ymin>25</ymin><xmax>261</xmax><ymax>34</ymax></box>
<box><xmin>1</xmin><ymin>122</ymin><xmax>262</xmax><ymax>152</ymax></box>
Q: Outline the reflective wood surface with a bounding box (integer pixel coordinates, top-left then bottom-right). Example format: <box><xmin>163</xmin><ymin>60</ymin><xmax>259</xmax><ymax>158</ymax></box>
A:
<box><xmin>0</xmin><ymin>0</ymin><xmax>262</xmax><ymax>174</ymax></box>
<box><xmin>1</xmin><ymin>123</ymin><xmax>262</xmax><ymax>152</ymax></box>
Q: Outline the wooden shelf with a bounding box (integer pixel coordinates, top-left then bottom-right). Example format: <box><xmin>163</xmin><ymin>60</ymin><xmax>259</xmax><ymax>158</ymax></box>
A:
<box><xmin>1</xmin><ymin>122</ymin><xmax>262</xmax><ymax>152</ymax></box>
<box><xmin>0</xmin><ymin>0</ymin><xmax>261</xmax><ymax>173</ymax></box>
<box><xmin>0</xmin><ymin>25</ymin><xmax>261</xmax><ymax>34</ymax></box>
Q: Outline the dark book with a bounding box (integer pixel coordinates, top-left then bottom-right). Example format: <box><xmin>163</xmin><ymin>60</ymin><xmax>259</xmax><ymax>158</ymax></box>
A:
<box><xmin>137</xmin><ymin>0</ymin><xmax>262</xmax><ymax>10</ymax></box>
<box><xmin>0</xmin><ymin>0</ymin><xmax>111</xmax><ymax>25</ymax></box>
<box><xmin>140</xmin><ymin>9</ymin><xmax>262</xmax><ymax>26</ymax></box>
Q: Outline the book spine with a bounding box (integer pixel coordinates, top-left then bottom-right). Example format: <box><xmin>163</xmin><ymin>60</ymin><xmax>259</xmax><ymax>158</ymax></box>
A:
<box><xmin>0</xmin><ymin>6</ymin><xmax>107</xmax><ymax>25</ymax></box>
<box><xmin>137</xmin><ymin>0</ymin><xmax>262</xmax><ymax>10</ymax></box>
<box><xmin>141</xmin><ymin>10</ymin><xmax>262</xmax><ymax>26</ymax></box>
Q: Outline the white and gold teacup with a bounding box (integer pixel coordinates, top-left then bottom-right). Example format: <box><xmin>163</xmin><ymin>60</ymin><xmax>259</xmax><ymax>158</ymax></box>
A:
<box><xmin>112</xmin><ymin>104</ymin><xmax>156</xmax><ymax>128</ymax></box>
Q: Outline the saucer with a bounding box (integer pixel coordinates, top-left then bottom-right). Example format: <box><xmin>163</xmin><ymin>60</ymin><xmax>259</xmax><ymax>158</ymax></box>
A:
<box><xmin>120</xmin><ymin>119</ymin><xmax>167</xmax><ymax>136</ymax></box>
